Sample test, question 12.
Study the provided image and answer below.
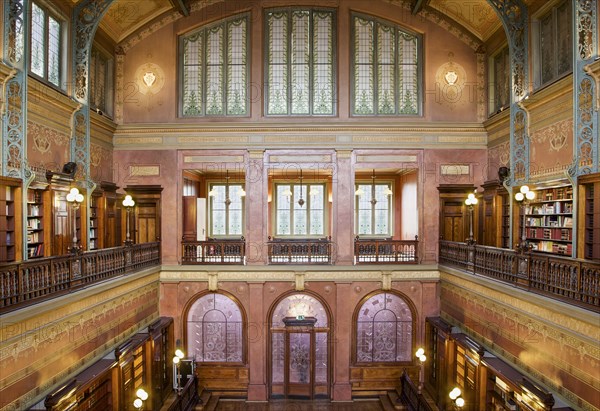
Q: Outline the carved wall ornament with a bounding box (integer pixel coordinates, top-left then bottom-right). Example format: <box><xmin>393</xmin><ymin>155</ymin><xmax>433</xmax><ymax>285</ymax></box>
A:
<box><xmin>28</xmin><ymin>121</ymin><xmax>69</xmax><ymax>154</ymax></box>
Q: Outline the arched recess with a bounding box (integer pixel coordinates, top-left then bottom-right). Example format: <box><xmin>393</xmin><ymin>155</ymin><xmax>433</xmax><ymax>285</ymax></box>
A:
<box><xmin>268</xmin><ymin>291</ymin><xmax>332</xmax><ymax>399</ymax></box>
<box><xmin>183</xmin><ymin>290</ymin><xmax>247</xmax><ymax>363</ymax></box>
<box><xmin>352</xmin><ymin>290</ymin><xmax>417</xmax><ymax>365</ymax></box>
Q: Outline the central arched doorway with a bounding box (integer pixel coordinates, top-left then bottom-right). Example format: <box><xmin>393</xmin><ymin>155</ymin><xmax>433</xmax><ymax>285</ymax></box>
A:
<box><xmin>268</xmin><ymin>292</ymin><xmax>331</xmax><ymax>399</ymax></box>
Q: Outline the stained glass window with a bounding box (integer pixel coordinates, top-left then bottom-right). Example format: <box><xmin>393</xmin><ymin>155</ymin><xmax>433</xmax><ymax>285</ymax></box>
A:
<box><xmin>537</xmin><ymin>0</ymin><xmax>572</xmax><ymax>87</ymax></box>
<box><xmin>30</xmin><ymin>2</ymin><xmax>62</xmax><ymax>87</ymax></box>
<box><xmin>209</xmin><ymin>183</ymin><xmax>244</xmax><ymax>236</ymax></box>
<box><xmin>275</xmin><ymin>183</ymin><xmax>326</xmax><ymax>236</ymax></box>
<box><xmin>356</xmin><ymin>292</ymin><xmax>413</xmax><ymax>363</ymax></box>
<box><xmin>492</xmin><ymin>47</ymin><xmax>510</xmax><ymax>113</ymax></box>
<box><xmin>187</xmin><ymin>293</ymin><xmax>243</xmax><ymax>363</ymax></box>
<box><xmin>181</xmin><ymin>14</ymin><xmax>248</xmax><ymax>117</ymax></box>
<box><xmin>266</xmin><ymin>9</ymin><xmax>335</xmax><ymax>116</ymax></box>
<box><xmin>355</xmin><ymin>183</ymin><xmax>392</xmax><ymax>236</ymax></box>
<box><xmin>90</xmin><ymin>47</ymin><xmax>112</xmax><ymax>116</ymax></box>
<box><xmin>352</xmin><ymin>14</ymin><xmax>420</xmax><ymax>115</ymax></box>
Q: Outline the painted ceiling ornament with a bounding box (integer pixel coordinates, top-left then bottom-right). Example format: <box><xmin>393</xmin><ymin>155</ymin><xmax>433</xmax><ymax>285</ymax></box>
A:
<box><xmin>135</xmin><ymin>62</ymin><xmax>165</xmax><ymax>95</ymax></box>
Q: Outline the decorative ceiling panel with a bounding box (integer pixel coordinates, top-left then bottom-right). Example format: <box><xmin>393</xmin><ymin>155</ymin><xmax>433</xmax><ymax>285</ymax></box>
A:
<box><xmin>428</xmin><ymin>0</ymin><xmax>502</xmax><ymax>41</ymax></box>
<box><xmin>99</xmin><ymin>0</ymin><xmax>173</xmax><ymax>42</ymax></box>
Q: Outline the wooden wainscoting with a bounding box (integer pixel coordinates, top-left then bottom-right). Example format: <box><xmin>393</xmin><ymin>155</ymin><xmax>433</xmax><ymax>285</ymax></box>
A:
<box><xmin>196</xmin><ymin>365</ymin><xmax>249</xmax><ymax>398</ymax></box>
<box><xmin>350</xmin><ymin>365</ymin><xmax>419</xmax><ymax>397</ymax></box>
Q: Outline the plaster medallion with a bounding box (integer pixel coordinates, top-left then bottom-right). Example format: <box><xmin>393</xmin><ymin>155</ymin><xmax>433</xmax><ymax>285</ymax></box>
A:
<box><xmin>134</xmin><ymin>62</ymin><xmax>165</xmax><ymax>95</ymax></box>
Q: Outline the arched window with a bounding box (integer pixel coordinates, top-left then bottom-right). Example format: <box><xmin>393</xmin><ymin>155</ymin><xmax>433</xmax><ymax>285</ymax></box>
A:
<box><xmin>351</xmin><ymin>13</ymin><xmax>421</xmax><ymax>116</ymax></box>
<box><xmin>187</xmin><ymin>293</ymin><xmax>244</xmax><ymax>362</ymax></box>
<box><xmin>355</xmin><ymin>292</ymin><xmax>413</xmax><ymax>363</ymax></box>
<box><xmin>179</xmin><ymin>13</ymin><xmax>249</xmax><ymax>117</ymax></box>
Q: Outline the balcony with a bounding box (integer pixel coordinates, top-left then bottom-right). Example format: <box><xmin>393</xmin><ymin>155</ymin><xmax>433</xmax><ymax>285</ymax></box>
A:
<box><xmin>354</xmin><ymin>236</ymin><xmax>419</xmax><ymax>264</ymax></box>
<box><xmin>0</xmin><ymin>242</ymin><xmax>161</xmax><ymax>313</ymax></box>
<box><xmin>439</xmin><ymin>240</ymin><xmax>600</xmax><ymax>312</ymax></box>
<box><xmin>182</xmin><ymin>238</ymin><xmax>246</xmax><ymax>265</ymax></box>
<box><xmin>267</xmin><ymin>237</ymin><xmax>333</xmax><ymax>264</ymax></box>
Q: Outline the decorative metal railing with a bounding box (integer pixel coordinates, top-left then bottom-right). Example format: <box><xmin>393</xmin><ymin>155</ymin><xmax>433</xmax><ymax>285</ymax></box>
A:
<box><xmin>181</xmin><ymin>239</ymin><xmax>245</xmax><ymax>264</ymax></box>
<box><xmin>267</xmin><ymin>237</ymin><xmax>333</xmax><ymax>264</ymax></box>
<box><xmin>0</xmin><ymin>242</ymin><xmax>161</xmax><ymax>313</ymax></box>
<box><xmin>354</xmin><ymin>236</ymin><xmax>419</xmax><ymax>264</ymax></box>
<box><xmin>439</xmin><ymin>241</ymin><xmax>600</xmax><ymax>312</ymax></box>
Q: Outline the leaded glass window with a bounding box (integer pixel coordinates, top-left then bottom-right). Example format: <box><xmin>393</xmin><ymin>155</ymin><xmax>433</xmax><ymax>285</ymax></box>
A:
<box><xmin>265</xmin><ymin>8</ymin><xmax>335</xmax><ymax>116</ymax></box>
<box><xmin>355</xmin><ymin>183</ymin><xmax>392</xmax><ymax>236</ymax></box>
<box><xmin>352</xmin><ymin>14</ymin><xmax>420</xmax><ymax>115</ymax></box>
<box><xmin>90</xmin><ymin>47</ymin><xmax>113</xmax><ymax>116</ymax></box>
<box><xmin>180</xmin><ymin>14</ymin><xmax>249</xmax><ymax>117</ymax></box>
<box><xmin>30</xmin><ymin>2</ymin><xmax>63</xmax><ymax>88</ymax></box>
<box><xmin>187</xmin><ymin>293</ymin><xmax>243</xmax><ymax>363</ymax></box>
<box><xmin>209</xmin><ymin>183</ymin><xmax>244</xmax><ymax>236</ymax></box>
<box><xmin>275</xmin><ymin>183</ymin><xmax>325</xmax><ymax>236</ymax></box>
<box><xmin>492</xmin><ymin>47</ymin><xmax>510</xmax><ymax>113</ymax></box>
<box><xmin>355</xmin><ymin>292</ymin><xmax>413</xmax><ymax>363</ymax></box>
<box><xmin>537</xmin><ymin>0</ymin><xmax>572</xmax><ymax>87</ymax></box>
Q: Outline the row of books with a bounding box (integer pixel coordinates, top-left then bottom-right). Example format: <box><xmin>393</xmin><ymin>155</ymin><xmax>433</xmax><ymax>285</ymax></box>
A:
<box><xmin>526</xmin><ymin>202</ymin><xmax>572</xmax><ymax>215</ymax></box>
<box><xmin>542</xmin><ymin>187</ymin><xmax>573</xmax><ymax>201</ymax></box>
<box><xmin>526</xmin><ymin>216</ymin><xmax>572</xmax><ymax>227</ymax></box>
<box><xmin>27</xmin><ymin>243</ymin><xmax>44</xmax><ymax>257</ymax></box>
<box><xmin>27</xmin><ymin>218</ymin><xmax>42</xmax><ymax>229</ymax></box>
<box><xmin>531</xmin><ymin>241</ymin><xmax>572</xmax><ymax>255</ymax></box>
<box><xmin>527</xmin><ymin>228</ymin><xmax>572</xmax><ymax>241</ymax></box>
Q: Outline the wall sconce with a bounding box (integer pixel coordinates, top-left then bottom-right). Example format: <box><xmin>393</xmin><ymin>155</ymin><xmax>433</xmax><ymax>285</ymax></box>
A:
<box><xmin>415</xmin><ymin>347</ymin><xmax>426</xmax><ymax>394</ymax></box>
<box><xmin>133</xmin><ymin>388</ymin><xmax>148</xmax><ymax>409</ymax></box>
<box><xmin>173</xmin><ymin>348</ymin><xmax>185</xmax><ymax>394</ymax></box>
<box><xmin>465</xmin><ymin>191</ymin><xmax>478</xmax><ymax>246</ymax></box>
<box><xmin>449</xmin><ymin>387</ymin><xmax>465</xmax><ymax>408</ymax></box>
<box><xmin>66</xmin><ymin>187</ymin><xmax>84</xmax><ymax>254</ymax></box>
<box><xmin>514</xmin><ymin>185</ymin><xmax>535</xmax><ymax>253</ymax></box>
<box><xmin>122</xmin><ymin>194</ymin><xmax>135</xmax><ymax>245</ymax></box>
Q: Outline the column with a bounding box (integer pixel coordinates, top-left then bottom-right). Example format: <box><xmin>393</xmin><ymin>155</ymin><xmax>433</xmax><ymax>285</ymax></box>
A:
<box><xmin>333</xmin><ymin>150</ymin><xmax>354</xmax><ymax>265</ymax></box>
<box><xmin>332</xmin><ymin>282</ymin><xmax>352</xmax><ymax>400</ymax></box>
<box><xmin>245</xmin><ymin>150</ymin><xmax>267</xmax><ymax>264</ymax></box>
<box><xmin>247</xmin><ymin>282</ymin><xmax>267</xmax><ymax>400</ymax></box>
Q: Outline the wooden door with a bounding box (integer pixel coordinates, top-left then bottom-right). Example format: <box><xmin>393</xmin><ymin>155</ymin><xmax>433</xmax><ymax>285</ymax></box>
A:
<box><xmin>53</xmin><ymin>190</ymin><xmax>70</xmax><ymax>255</ymax></box>
<box><xmin>442</xmin><ymin>201</ymin><xmax>464</xmax><ymax>242</ymax></box>
<box><xmin>136</xmin><ymin>203</ymin><xmax>157</xmax><ymax>243</ymax></box>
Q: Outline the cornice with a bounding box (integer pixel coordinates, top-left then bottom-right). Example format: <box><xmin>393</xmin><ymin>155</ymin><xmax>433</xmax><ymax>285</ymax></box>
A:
<box><xmin>159</xmin><ymin>265</ymin><xmax>440</xmax><ymax>283</ymax></box>
<box><xmin>113</xmin><ymin>122</ymin><xmax>489</xmax><ymax>150</ymax></box>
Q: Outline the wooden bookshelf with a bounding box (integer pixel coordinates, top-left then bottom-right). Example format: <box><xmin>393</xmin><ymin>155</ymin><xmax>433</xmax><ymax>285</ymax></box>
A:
<box><xmin>89</xmin><ymin>191</ymin><xmax>100</xmax><ymax>250</ymax></box>
<box><xmin>523</xmin><ymin>185</ymin><xmax>573</xmax><ymax>256</ymax></box>
<box><xmin>579</xmin><ymin>173</ymin><xmax>600</xmax><ymax>261</ymax></box>
<box><xmin>0</xmin><ymin>177</ymin><xmax>22</xmax><ymax>262</ymax></box>
<box><xmin>27</xmin><ymin>188</ymin><xmax>46</xmax><ymax>258</ymax></box>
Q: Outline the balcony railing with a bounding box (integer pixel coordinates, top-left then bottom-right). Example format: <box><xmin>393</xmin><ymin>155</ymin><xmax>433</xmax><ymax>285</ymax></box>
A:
<box><xmin>439</xmin><ymin>240</ymin><xmax>600</xmax><ymax>312</ymax></box>
<box><xmin>267</xmin><ymin>237</ymin><xmax>333</xmax><ymax>264</ymax></box>
<box><xmin>399</xmin><ymin>370</ymin><xmax>435</xmax><ymax>411</ymax></box>
<box><xmin>0</xmin><ymin>242</ymin><xmax>161</xmax><ymax>313</ymax></box>
<box><xmin>354</xmin><ymin>236</ymin><xmax>419</xmax><ymax>264</ymax></box>
<box><xmin>182</xmin><ymin>238</ymin><xmax>246</xmax><ymax>264</ymax></box>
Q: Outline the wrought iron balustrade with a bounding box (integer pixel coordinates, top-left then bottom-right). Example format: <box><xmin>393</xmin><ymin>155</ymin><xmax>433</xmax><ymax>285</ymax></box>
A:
<box><xmin>0</xmin><ymin>242</ymin><xmax>161</xmax><ymax>313</ymax></box>
<box><xmin>267</xmin><ymin>237</ymin><xmax>333</xmax><ymax>264</ymax></box>
<box><xmin>354</xmin><ymin>236</ymin><xmax>419</xmax><ymax>264</ymax></box>
<box><xmin>439</xmin><ymin>240</ymin><xmax>600</xmax><ymax>312</ymax></box>
<box><xmin>181</xmin><ymin>238</ymin><xmax>246</xmax><ymax>264</ymax></box>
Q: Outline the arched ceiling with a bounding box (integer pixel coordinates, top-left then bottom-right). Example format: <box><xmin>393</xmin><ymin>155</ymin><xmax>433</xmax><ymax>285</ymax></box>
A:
<box><xmin>94</xmin><ymin>0</ymin><xmax>504</xmax><ymax>45</ymax></box>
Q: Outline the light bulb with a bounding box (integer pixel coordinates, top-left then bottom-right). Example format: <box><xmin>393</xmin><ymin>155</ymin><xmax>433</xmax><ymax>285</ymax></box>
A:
<box><xmin>67</xmin><ymin>193</ymin><xmax>75</xmax><ymax>202</ymax></box>
<box><xmin>471</xmin><ymin>197</ymin><xmax>478</xmax><ymax>205</ymax></box>
<box><xmin>172</xmin><ymin>356</ymin><xmax>180</xmax><ymax>364</ymax></box>
<box><xmin>456</xmin><ymin>397</ymin><xmax>465</xmax><ymax>407</ymax></box>
<box><xmin>520</xmin><ymin>185</ymin><xmax>530</xmax><ymax>194</ymax></box>
<box><xmin>465</xmin><ymin>198</ymin><xmax>472</xmax><ymax>206</ymax></box>
<box><xmin>175</xmin><ymin>349</ymin><xmax>185</xmax><ymax>359</ymax></box>
<box><xmin>415</xmin><ymin>348</ymin><xmax>424</xmax><ymax>357</ymax></box>
<box><xmin>515</xmin><ymin>192</ymin><xmax>524</xmax><ymax>202</ymax></box>
<box><xmin>70</xmin><ymin>187</ymin><xmax>79</xmax><ymax>195</ymax></box>
<box><xmin>75</xmin><ymin>193</ymin><xmax>84</xmax><ymax>202</ymax></box>
<box><xmin>419</xmin><ymin>354</ymin><xmax>426</xmax><ymax>362</ymax></box>
<box><xmin>136</xmin><ymin>388</ymin><xmax>148</xmax><ymax>401</ymax></box>
<box><xmin>133</xmin><ymin>398</ymin><xmax>143</xmax><ymax>409</ymax></box>
<box><xmin>526</xmin><ymin>191</ymin><xmax>535</xmax><ymax>200</ymax></box>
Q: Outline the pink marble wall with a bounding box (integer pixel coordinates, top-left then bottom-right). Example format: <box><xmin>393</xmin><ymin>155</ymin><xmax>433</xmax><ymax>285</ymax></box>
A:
<box><xmin>161</xmin><ymin>278</ymin><xmax>440</xmax><ymax>402</ymax></box>
<box><xmin>113</xmin><ymin>150</ymin><xmax>179</xmax><ymax>263</ymax></box>
<box><xmin>90</xmin><ymin>143</ymin><xmax>114</xmax><ymax>183</ymax></box>
<box><xmin>121</xmin><ymin>0</ymin><xmax>480</xmax><ymax>124</ymax></box>
<box><xmin>530</xmin><ymin>119</ymin><xmax>574</xmax><ymax>180</ymax></box>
